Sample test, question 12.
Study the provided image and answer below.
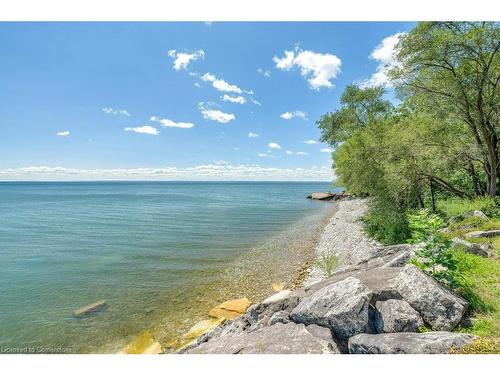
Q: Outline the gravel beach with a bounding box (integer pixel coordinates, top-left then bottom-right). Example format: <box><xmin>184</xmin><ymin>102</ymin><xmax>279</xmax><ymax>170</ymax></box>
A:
<box><xmin>305</xmin><ymin>198</ymin><xmax>380</xmax><ymax>285</ymax></box>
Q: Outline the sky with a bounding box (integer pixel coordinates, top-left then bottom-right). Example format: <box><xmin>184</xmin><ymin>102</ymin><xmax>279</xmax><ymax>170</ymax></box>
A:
<box><xmin>0</xmin><ymin>22</ymin><xmax>414</xmax><ymax>181</ymax></box>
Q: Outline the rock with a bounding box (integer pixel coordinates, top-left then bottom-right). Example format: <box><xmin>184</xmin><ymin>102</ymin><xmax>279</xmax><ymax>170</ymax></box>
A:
<box><xmin>464</xmin><ymin>210</ymin><xmax>489</xmax><ymax>220</ymax></box>
<box><xmin>290</xmin><ymin>277</ymin><xmax>373</xmax><ymax>340</ymax></box>
<box><xmin>262</xmin><ymin>290</ymin><xmax>292</xmax><ymax>304</ymax></box>
<box><xmin>348</xmin><ymin>332</ymin><xmax>477</xmax><ymax>354</ymax></box>
<box><xmin>183</xmin><ymin>317</ymin><xmax>225</xmax><ymax>341</ymax></box>
<box><xmin>309</xmin><ymin>192</ymin><xmax>335</xmax><ymax>200</ymax></box>
<box><xmin>464</xmin><ymin>229</ymin><xmax>500</xmax><ymax>238</ymax></box>
<box><xmin>208</xmin><ymin>297</ymin><xmax>251</xmax><ymax>320</ymax></box>
<box><xmin>73</xmin><ymin>300</ymin><xmax>108</xmax><ymax>318</ymax></box>
<box><xmin>296</xmin><ymin>266</ymin><xmax>402</xmax><ymax>303</ymax></box>
<box><xmin>373</xmin><ymin>299</ymin><xmax>424</xmax><ymax>333</ymax></box>
<box><xmin>396</xmin><ymin>264</ymin><xmax>468</xmax><ymax>330</ymax></box>
<box><xmin>268</xmin><ymin>311</ymin><xmax>290</xmax><ymax>326</ymax></box>
<box><xmin>451</xmin><ymin>237</ymin><xmax>490</xmax><ymax>257</ymax></box>
<box><xmin>119</xmin><ymin>331</ymin><xmax>162</xmax><ymax>354</ymax></box>
<box><xmin>186</xmin><ymin>322</ymin><xmax>339</xmax><ymax>354</ymax></box>
<box><xmin>247</xmin><ymin>290</ymin><xmax>300</xmax><ymax>326</ymax></box>
<box><xmin>271</xmin><ymin>282</ymin><xmax>285</xmax><ymax>291</ymax></box>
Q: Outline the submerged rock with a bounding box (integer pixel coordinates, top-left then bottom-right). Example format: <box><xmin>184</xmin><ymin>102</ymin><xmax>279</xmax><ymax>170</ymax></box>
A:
<box><xmin>186</xmin><ymin>322</ymin><xmax>339</xmax><ymax>354</ymax></box>
<box><xmin>119</xmin><ymin>331</ymin><xmax>162</xmax><ymax>354</ymax></box>
<box><xmin>73</xmin><ymin>300</ymin><xmax>108</xmax><ymax>318</ymax></box>
<box><xmin>348</xmin><ymin>332</ymin><xmax>477</xmax><ymax>354</ymax></box>
<box><xmin>208</xmin><ymin>297</ymin><xmax>251</xmax><ymax>320</ymax></box>
<box><xmin>290</xmin><ymin>277</ymin><xmax>372</xmax><ymax>339</ymax></box>
<box><xmin>372</xmin><ymin>299</ymin><xmax>424</xmax><ymax>333</ymax></box>
<box><xmin>396</xmin><ymin>265</ymin><xmax>468</xmax><ymax>330</ymax></box>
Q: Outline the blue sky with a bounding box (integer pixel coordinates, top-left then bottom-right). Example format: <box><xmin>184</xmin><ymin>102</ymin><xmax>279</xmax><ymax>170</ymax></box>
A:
<box><xmin>0</xmin><ymin>22</ymin><xmax>414</xmax><ymax>180</ymax></box>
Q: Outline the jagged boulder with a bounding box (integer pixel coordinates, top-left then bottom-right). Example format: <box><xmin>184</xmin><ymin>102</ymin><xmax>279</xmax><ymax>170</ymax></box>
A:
<box><xmin>372</xmin><ymin>299</ymin><xmax>424</xmax><ymax>333</ymax></box>
<box><xmin>290</xmin><ymin>277</ymin><xmax>373</xmax><ymax>339</ymax></box>
<box><xmin>396</xmin><ymin>265</ymin><xmax>468</xmax><ymax>330</ymax></box>
<box><xmin>296</xmin><ymin>266</ymin><xmax>402</xmax><ymax>303</ymax></box>
<box><xmin>246</xmin><ymin>289</ymin><xmax>300</xmax><ymax>326</ymax></box>
<box><xmin>348</xmin><ymin>332</ymin><xmax>477</xmax><ymax>354</ymax></box>
<box><xmin>186</xmin><ymin>322</ymin><xmax>339</xmax><ymax>354</ymax></box>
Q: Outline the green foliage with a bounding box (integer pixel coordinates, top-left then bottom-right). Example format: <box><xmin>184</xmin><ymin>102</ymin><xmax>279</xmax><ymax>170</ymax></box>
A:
<box><xmin>407</xmin><ymin>209</ymin><xmax>444</xmax><ymax>243</ymax></box>
<box><xmin>317</xmin><ymin>85</ymin><xmax>392</xmax><ymax>147</ymax></box>
<box><xmin>315</xmin><ymin>253</ymin><xmax>338</xmax><ymax>277</ymax></box>
<box><xmin>362</xmin><ymin>200</ymin><xmax>410</xmax><ymax>245</ymax></box>
<box><xmin>437</xmin><ymin>196</ymin><xmax>500</xmax><ymax>219</ymax></box>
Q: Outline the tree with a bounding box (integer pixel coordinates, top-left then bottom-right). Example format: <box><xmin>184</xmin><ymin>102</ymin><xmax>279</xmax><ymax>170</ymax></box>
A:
<box><xmin>317</xmin><ymin>85</ymin><xmax>393</xmax><ymax>146</ymax></box>
<box><xmin>392</xmin><ymin>22</ymin><xmax>500</xmax><ymax>196</ymax></box>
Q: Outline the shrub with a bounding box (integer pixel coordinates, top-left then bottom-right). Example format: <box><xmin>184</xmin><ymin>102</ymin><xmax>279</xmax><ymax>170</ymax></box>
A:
<box><xmin>316</xmin><ymin>254</ymin><xmax>338</xmax><ymax>277</ymax></box>
<box><xmin>363</xmin><ymin>200</ymin><xmax>411</xmax><ymax>245</ymax></box>
<box><xmin>407</xmin><ymin>209</ymin><xmax>444</xmax><ymax>243</ymax></box>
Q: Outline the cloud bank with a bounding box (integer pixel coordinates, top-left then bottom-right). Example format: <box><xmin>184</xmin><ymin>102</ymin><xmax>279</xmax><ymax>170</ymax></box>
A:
<box><xmin>0</xmin><ymin>165</ymin><xmax>333</xmax><ymax>181</ymax></box>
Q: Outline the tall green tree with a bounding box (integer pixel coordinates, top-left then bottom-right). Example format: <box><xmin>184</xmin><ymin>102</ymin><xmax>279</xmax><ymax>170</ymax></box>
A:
<box><xmin>392</xmin><ymin>22</ymin><xmax>500</xmax><ymax>196</ymax></box>
<box><xmin>317</xmin><ymin>85</ymin><xmax>392</xmax><ymax>146</ymax></box>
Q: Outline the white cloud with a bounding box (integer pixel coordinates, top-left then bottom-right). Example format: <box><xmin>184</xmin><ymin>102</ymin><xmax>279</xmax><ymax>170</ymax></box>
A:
<box><xmin>274</xmin><ymin>47</ymin><xmax>342</xmax><ymax>90</ymax></box>
<box><xmin>303</xmin><ymin>140</ymin><xmax>318</xmax><ymax>144</ymax></box>
<box><xmin>194</xmin><ymin>82</ymin><xmax>201</xmax><ymax>88</ymax></box>
<box><xmin>198</xmin><ymin>103</ymin><xmax>235</xmax><ymax>123</ymax></box>
<box><xmin>285</xmin><ymin>150</ymin><xmax>293</xmax><ymax>155</ymax></box>
<box><xmin>201</xmin><ymin>72</ymin><xmax>242</xmax><ymax>94</ymax></box>
<box><xmin>258</xmin><ymin>153</ymin><xmax>269</xmax><ymax>157</ymax></box>
<box><xmin>56</xmin><ymin>131</ymin><xmax>70</xmax><ymax>137</ymax></box>
<box><xmin>295</xmin><ymin>151</ymin><xmax>308</xmax><ymax>155</ymax></box>
<box><xmin>167</xmin><ymin>49</ymin><xmax>205</xmax><ymax>71</ymax></box>
<box><xmin>124</xmin><ymin>126</ymin><xmax>159</xmax><ymax>135</ymax></box>
<box><xmin>150</xmin><ymin>116</ymin><xmax>194</xmax><ymax>129</ymax></box>
<box><xmin>280</xmin><ymin>110</ymin><xmax>308</xmax><ymax>120</ymax></box>
<box><xmin>257</xmin><ymin>68</ymin><xmax>271</xmax><ymax>77</ymax></box>
<box><xmin>222</xmin><ymin>94</ymin><xmax>246</xmax><ymax>104</ymax></box>
<box><xmin>361</xmin><ymin>32</ymin><xmax>406</xmax><ymax>88</ymax></box>
<box><xmin>102</xmin><ymin>107</ymin><xmax>131</xmax><ymax>117</ymax></box>
<box><xmin>268</xmin><ymin>142</ymin><xmax>281</xmax><ymax>150</ymax></box>
<box><xmin>248</xmin><ymin>132</ymin><xmax>259</xmax><ymax>138</ymax></box>
<box><xmin>0</xmin><ymin>164</ymin><xmax>333</xmax><ymax>181</ymax></box>
<box><xmin>320</xmin><ymin>148</ymin><xmax>333</xmax><ymax>153</ymax></box>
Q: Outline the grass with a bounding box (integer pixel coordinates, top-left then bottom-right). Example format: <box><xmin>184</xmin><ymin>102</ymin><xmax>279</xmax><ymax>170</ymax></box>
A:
<box><xmin>414</xmin><ymin>198</ymin><xmax>500</xmax><ymax>351</ymax></box>
<box><xmin>437</xmin><ymin>196</ymin><xmax>499</xmax><ymax>218</ymax></box>
<box><xmin>315</xmin><ymin>253</ymin><xmax>338</xmax><ymax>277</ymax></box>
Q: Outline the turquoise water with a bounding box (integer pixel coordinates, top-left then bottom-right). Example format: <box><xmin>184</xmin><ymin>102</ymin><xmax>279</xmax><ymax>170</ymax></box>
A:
<box><xmin>0</xmin><ymin>181</ymin><xmax>338</xmax><ymax>353</ymax></box>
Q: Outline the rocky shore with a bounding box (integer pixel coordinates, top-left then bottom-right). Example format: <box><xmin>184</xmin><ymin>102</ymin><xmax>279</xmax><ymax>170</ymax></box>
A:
<box><xmin>172</xmin><ymin>198</ymin><xmax>478</xmax><ymax>354</ymax></box>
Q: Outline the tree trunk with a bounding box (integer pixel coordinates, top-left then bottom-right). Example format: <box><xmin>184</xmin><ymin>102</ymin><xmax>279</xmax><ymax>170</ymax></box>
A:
<box><xmin>429</xmin><ymin>179</ymin><xmax>436</xmax><ymax>212</ymax></box>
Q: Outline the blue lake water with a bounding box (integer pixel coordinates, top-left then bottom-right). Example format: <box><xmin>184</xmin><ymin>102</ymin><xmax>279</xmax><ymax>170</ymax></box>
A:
<box><xmin>0</xmin><ymin>181</ymin><xmax>338</xmax><ymax>353</ymax></box>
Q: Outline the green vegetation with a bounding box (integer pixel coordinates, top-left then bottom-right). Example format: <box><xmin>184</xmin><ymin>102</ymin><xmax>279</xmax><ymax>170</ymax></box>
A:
<box><xmin>317</xmin><ymin>22</ymin><xmax>500</xmax><ymax>351</ymax></box>
<box><xmin>315</xmin><ymin>253</ymin><xmax>339</xmax><ymax>277</ymax></box>
<box><xmin>318</xmin><ymin>22</ymin><xmax>500</xmax><ymax>244</ymax></box>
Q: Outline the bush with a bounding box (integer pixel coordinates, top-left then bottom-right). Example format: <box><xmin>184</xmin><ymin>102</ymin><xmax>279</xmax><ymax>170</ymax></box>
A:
<box><xmin>363</xmin><ymin>200</ymin><xmax>411</xmax><ymax>245</ymax></box>
<box><xmin>407</xmin><ymin>209</ymin><xmax>444</xmax><ymax>243</ymax></box>
<box><xmin>315</xmin><ymin>254</ymin><xmax>338</xmax><ymax>277</ymax></box>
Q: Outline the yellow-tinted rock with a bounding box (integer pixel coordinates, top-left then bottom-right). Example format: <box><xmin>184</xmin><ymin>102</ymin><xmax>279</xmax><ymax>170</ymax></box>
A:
<box><xmin>208</xmin><ymin>297</ymin><xmax>251</xmax><ymax>320</ymax></box>
<box><xmin>119</xmin><ymin>331</ymin><xmax>162</xmax><ymax>354</ymax></box>
<box><xmin>184</xmin><ymin>317</ymin><xmax>225</xmax><ymax>341</ymax></box>
<box><xmin>272</xmin><ymin>282</ymin><xmax>285</xmax><ymax>292</ymax></box>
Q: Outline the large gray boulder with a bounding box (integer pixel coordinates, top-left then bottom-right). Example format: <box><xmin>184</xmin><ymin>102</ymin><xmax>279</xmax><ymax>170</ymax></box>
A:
<box><xmin>290</xmin><ymin>277</ymin><xmax>373</xmax><ymax>339</ymax></box>
<box><xmin>186</xmin><ymin>322</ymin><xmax>339</xmax><ymax>354</ymax></box>
<box><xmin>348</xmin><ymin>332</ymin><xmax>477</xmax><ymax>354</ymax></box>
<box><xmin>295</xmin><ymin>266</ymin><xmax>401</xmax><ymax>303</ymax></box>
<box><xmin>397</xmin><ymin>265</ymin><xmax>468</xmax><ymax>330</ymax></box>
<box><xmin>373</xmin><ymin>299</ymin><xmax>424</xmax><ymax>333</ymax></box>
